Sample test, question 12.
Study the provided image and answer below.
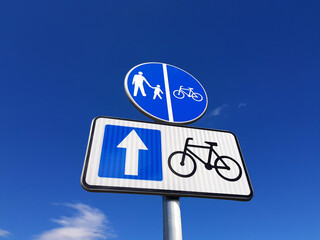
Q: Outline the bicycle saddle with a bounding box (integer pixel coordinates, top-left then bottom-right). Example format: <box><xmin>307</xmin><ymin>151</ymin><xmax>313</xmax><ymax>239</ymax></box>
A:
<box><xmin>204</xmin><ymin>141</ymin><xmax>218</xmax><ymax>146</ymax></box>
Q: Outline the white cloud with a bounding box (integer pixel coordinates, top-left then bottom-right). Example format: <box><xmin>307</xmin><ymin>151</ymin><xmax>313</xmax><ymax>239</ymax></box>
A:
<box><xmin>0</xmin><ymin>229</ymin><xmax>10</xmax><ymax>238</ymax></box>
<box><xmin>238</xmin><ymin>103</ymin><xmax>247</xmax><ymax>108</ymax></box>
<box><xmin>210</xmin><ymin>104</ymin><xmax>227</xmax><ymax>116</ymax></box>
<box><xmin>35</xmin><ymin>203</ymin><xmax>115</xmax><ymax>240</ymax></box>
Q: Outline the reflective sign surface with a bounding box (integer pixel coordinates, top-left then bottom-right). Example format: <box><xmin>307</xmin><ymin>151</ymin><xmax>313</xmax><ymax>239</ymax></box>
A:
<box><xmin>81</xmin><ymin>117</ymin><xmax>253</xmax><ymax>201</ymax></box>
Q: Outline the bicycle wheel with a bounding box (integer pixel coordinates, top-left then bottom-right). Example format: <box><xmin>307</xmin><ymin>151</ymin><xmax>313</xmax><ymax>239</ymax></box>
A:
<box><xmin>173</xmin><ymin>90</ymin><xmax>185</xmax><ymax>99</ymax></box>
<box><xmin>214</xmin><ymin>156</ymin><xmax>242</xmax><ymax>182</ymax></box>
<box><xmin>192</xmin><ymin>93</ymin><xmax>203</xmax><ymax>102</ymax></box>
<box><xmin>168</xmin><ymin>151</ymin><xmax>197</xmax><ymax>178</ymax></box>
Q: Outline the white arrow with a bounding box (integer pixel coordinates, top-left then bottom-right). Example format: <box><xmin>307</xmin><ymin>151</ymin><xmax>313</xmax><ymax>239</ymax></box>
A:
<box><xmin>117</xmin><ymin>130</ymin><xmax>148</xmax><ymax>176</ymax></box>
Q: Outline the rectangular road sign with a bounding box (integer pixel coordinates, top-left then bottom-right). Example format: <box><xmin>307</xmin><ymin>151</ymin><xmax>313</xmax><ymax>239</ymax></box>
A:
<box><xmin>81</xmin><ymin>116</ymin><xmax>253</xmax><ymax>201</ymax></box>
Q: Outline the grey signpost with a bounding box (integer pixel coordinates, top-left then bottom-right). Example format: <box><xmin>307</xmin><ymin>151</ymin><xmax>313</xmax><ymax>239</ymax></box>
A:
<box><xmin>163</xmin><ymin>196</ymin><xmax>183</xmax><ymax>240</ymax></box>
<box><xmin>81</xmin><ymin>62</ymin><xmax>253</xmax><ymax>240</ymax></box>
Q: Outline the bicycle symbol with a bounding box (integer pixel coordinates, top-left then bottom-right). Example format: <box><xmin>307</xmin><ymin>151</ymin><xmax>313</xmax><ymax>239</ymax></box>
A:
<box><xmin>173</xmin><ymin>86</ymin><xmax>203</xmax><ymax>102</ymax></box>
<box><xmin>168</xmin><ymin>138</ymin><xmax>242</xmax><ymax>182</ymax></box>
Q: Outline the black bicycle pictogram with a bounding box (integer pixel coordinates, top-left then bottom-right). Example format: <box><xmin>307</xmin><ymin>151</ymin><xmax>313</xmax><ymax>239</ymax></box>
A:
<box><xmin>168</xmin><ymin>138</ymin><xmax>242</xmax><ymax>181</ymax></box>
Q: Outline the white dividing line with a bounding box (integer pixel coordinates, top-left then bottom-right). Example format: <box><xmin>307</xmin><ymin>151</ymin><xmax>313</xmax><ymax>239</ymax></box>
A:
<box><xmin>163</xmin><ymin>64</ymin><xmax>174</xmax><ymax>122</ymax></box>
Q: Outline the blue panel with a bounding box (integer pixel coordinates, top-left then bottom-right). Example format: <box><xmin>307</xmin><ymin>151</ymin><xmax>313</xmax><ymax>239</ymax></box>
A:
<box><xmin>167</xmin><ymin>65</ymin><xmax>207</xmax><ymax>122</ymax></box>
<box><xmin>98</xmin><ymin>125</ymin><xmax>163</xmax><ymax>181</ymax></box>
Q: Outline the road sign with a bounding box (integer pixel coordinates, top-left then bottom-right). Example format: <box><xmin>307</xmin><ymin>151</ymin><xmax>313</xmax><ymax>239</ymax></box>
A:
<box><xmin>124</xmin><ymin>62</ymin><xmax>208</xmax><ymax>124</ymax></box>
<box><xmin>81</xmin><ymin>117</ymin><xmax>253</xmax><ymax>201</ymax></box>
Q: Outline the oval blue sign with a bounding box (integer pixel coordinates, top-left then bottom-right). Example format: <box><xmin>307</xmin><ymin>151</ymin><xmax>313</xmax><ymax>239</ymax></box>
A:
<box><xmin>124</xmin><ymin>62</ymin><xmax>208</xmax><ymax>124</ymax></box>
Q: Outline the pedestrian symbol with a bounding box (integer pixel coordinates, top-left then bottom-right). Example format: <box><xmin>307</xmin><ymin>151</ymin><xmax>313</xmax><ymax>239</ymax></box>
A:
<box><xmin>153</xmin><ymin>85</ymin><xmax>163</xmax><ymax>100</ymax></box>
<box><xmin>98</xmin><ymin>124</ymin><xmax>163</xmax><ymax>181</ymax></box>
<box><xmin>132</xmin><ymin>71</ymin><xmax>164</xmax><ymax>101</ymax></box>
<box><xmin>124</xmin><ymin>62</ymin><xmax>208</xmax><ymax>124</ymax></box>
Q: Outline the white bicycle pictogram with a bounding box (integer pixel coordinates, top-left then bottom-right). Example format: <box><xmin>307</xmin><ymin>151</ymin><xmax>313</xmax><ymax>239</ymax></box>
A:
<box><xmin>173</xmin><ymin>86</ymin><xmax>203</xmax><ymax>102</ymax></box>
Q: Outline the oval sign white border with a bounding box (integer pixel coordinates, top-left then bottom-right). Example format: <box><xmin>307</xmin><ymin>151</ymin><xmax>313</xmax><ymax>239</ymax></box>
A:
<box><xmin>124</xmin><ymin>62</ymin><xmax>208</xmax><ymax>125</ymax></box>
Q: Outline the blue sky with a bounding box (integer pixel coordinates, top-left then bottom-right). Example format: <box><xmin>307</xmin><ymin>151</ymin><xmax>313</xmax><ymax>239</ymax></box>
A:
<box><xmin>0</xmin><ymin>0</ymin><xmax>319</xmax><ymax>239</ymax></box>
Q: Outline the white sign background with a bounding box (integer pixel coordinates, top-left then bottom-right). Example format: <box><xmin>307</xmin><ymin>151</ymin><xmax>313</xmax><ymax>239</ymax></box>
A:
<box><xmin>81</xmin><ymin>117</ymin><xmax>253</xmax><ymax>201</ymax></box>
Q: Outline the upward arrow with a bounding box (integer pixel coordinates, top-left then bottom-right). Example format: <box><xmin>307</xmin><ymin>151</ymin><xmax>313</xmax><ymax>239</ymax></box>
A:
<box><xmin>117</xmin><ymin>130</ymin><xmax>148</xmax><ymax>176</ymax></box>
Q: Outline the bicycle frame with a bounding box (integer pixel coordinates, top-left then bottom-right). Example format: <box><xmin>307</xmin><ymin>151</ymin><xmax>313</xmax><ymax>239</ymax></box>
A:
<box><xmin>181</xmin><ymin>138</ymin><xmax>229</xmax><ymax>170</ymax></box>
<box><xmin>178</xmin><ymin>86</ymin><xmax>194</xmax><ymax>97</ymax></box>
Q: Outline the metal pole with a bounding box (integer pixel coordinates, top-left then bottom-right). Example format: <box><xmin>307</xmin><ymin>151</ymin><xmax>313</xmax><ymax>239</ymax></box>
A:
<box><xmin>163</xmin><ymin>196</ymin><xmax>183</xmax><ymax>240</ymax></box>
